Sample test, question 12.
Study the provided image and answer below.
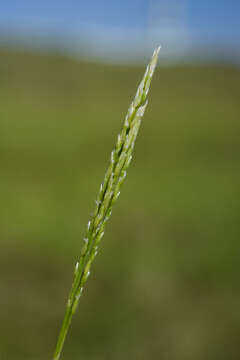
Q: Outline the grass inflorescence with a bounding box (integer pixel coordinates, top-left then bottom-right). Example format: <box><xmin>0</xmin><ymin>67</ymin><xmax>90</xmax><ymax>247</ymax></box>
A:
<box><xmin>53</xmin><ymin>47</ymin><xmax>160</xmax><ymax>360</ymax></box>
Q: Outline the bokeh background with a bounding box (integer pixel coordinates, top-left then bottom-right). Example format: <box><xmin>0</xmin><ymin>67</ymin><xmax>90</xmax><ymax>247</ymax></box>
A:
<box><xmin>0</xmin><ymin>1</ymin><xmax>240</xmax><ymax>359</ymax></box>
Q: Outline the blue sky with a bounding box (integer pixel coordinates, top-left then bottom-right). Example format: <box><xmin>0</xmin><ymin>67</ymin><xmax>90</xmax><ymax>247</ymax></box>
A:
<box><xmin>189</xmin><ymin>1</ymin><xmax>240</xmax><ymax>41</ymax></box>
<box><xmin>0</xmin><ymin>1</ymin><xmax>147</xmax><ymax>28</ymax></box>
<box><xmin>0</xmin><ymin>0</ymin><xmax>239</xmax><ymax>62</ymax></box>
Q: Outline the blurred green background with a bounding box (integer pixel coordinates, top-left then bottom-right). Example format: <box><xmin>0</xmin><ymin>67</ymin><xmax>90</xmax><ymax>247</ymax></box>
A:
<box><xmin>0</xmin><ymin>47</ymin><xmax>240</xmax><ymax>360</ymax></box>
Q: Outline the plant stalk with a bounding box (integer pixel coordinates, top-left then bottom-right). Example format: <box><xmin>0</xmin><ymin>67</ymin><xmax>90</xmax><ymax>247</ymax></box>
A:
<box><xmin>52</xmin><ymin>46</ymin><xmax>160</xmax><ymax>360</ymax></box>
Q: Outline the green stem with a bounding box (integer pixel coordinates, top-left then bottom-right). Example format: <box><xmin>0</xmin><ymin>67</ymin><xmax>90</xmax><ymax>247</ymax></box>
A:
<box><xmin>53</xmin><ymin>306</ymin><xmax>73</xmax><ymax>360</ymax></box>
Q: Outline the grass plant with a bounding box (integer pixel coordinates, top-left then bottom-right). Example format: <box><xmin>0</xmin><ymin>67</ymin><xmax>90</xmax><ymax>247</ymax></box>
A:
<box><xmin>53</xmin><ymin>47</ymin><xmax>160</xmax><ymax>360</ymax></box>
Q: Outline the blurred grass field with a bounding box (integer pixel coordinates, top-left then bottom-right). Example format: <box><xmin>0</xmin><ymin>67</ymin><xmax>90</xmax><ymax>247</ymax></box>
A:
<box><xmin>0</xmin><ymin>48</ymin><xmax>240</xmax><ymax>360</ymax></box>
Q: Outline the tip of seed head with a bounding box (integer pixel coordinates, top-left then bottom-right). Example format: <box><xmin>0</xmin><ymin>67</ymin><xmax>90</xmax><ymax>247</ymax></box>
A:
<box><xmin>154</xmin><ymin>46</ymin><xmax>161</xmax><ymax>56</ymax></box>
